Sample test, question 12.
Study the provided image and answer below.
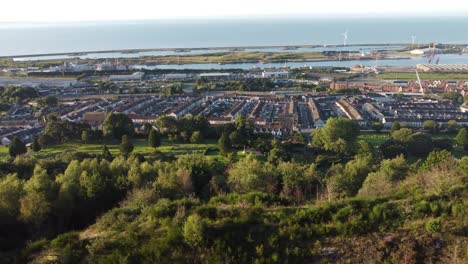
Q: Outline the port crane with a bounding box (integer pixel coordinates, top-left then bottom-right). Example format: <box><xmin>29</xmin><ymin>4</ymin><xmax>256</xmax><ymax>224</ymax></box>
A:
<box><xmin>415</xmin><ymin>69</ymin><xmax>425</xmax><ymax>95</ymax></box>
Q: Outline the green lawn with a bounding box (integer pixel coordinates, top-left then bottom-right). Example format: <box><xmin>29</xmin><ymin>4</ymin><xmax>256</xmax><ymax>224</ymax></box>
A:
<box><xmin>0</xmin><ymin>146</ymin><xmax>9</xmax><ymax>160</ymax></box>
<box><xmin>374</xmin><ymin>72</ymin><xmax>468</xmax><ymax>80</ymax></box>
<box><xmin>18</xmin><ymin>138</ymin><xmax>256</xmax><ymax>163</ymax></box>
<box><xmin>30</xmin><ymin>139</ymin><xmax>219</xmax><ymax>159</ymax></box>
<box><xmin>358</xmin><ymin>133</ymin><xmax>389</xmax><ymax>146</ymax></box>
<box><xmin>1</xmin><ymin>133</ymin><xmax>464</xmax><ymax>161</ymax></box>
<box><xmin>359</xmin><ymin>132</ymin><xmax>467</xmax><ymax>158</ymax></box>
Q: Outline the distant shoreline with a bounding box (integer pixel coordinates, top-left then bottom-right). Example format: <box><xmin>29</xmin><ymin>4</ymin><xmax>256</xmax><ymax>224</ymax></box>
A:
<box><xmin>0</xmin><ymin>43</ymin><xmax>415</xmax><ymax>59</ymax></box>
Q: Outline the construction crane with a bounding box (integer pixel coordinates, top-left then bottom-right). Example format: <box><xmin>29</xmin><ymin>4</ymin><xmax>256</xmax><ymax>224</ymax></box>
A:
<box><xmin>435</xmin><ymin>49</ymin><xmax>443</xmax><ymax>64</ymax></box>
<box><xmin>427</xmin><ymin>43</ymin><xmax>438</xmax><ymax>64</ymax></box>
<box><xmin>415</xmin><ymin>69</ymin><xmax>424</xmax><ymax>95</ymax></box>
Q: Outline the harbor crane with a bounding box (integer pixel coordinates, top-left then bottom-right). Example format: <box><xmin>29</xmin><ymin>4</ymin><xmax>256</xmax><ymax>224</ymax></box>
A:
<box><xmin>415</xmin><ymin>69</ymin><xmax>425</xmax><ymax>95</ymax></box>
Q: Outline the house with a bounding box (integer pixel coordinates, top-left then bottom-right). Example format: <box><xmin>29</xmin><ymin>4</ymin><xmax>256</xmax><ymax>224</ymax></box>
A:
<box><xmin>1</xmin><ymin>137</ymin><xmax>11</xmax><ymax>146</ymax></box>
<box><xmin>169</xmin><ymin>97</ymin><xmax>204</xmax><ymax>119</ymax></box>
<box><xmin>83</xmin><ymin>112</ymin><xmax>107</xmax><ymax>128</ymax></box>
<box><xmin>262</xmin><ymin>71</ymin><xmax>289</xmax><ymax>78</ymax></box>
<box><xmin>128</xmin><ymin>114</ymin><xmax>158</xmax><ymax>124</ymax></box>
<box><xmin>109</xmin><ymin>72</ymin><xmax>145</xmax><ymax>82</ymax></box>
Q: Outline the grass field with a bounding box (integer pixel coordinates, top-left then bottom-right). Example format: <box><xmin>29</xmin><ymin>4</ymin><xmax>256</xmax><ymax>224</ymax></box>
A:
<box><xmin>33</xmin><ymin>139</ymin><xmax>221</xmax><ymax>159</ymax></box>
<box><xmin>0</xmin><ymin>138</ymin><xmax>255</xmax><ymax>162</ymax></box>
<box><xmin>358</xmin><ymin>133</ymin><xmax>389</xmax><ymax>146</ymax></box>
<box><xmin>1</xmin><ymin>133</ymin><xmax>465</xmax><ymax>161</ymax></box>
<box><xmin>137</xmin><ymin>51</ymin><xmax>326</xmax><ymax>64</ymax></box>
<box><xmin>374</xmin><ymin>72</ymin><xmax>468</xmax><ymax>80</ymax></box>
<box><xmin>359</xmin><ymin>132</ymin><xmax>466</xmax><ymax>158</ymax></box>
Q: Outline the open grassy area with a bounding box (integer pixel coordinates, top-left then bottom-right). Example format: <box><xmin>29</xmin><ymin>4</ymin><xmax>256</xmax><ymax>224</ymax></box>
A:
<box><xmin>359</xmin><ymin>132</ymin><xmax>467</xmax><ymax>158</ymax></box>
<box><xmin>374</xmin><ymin>72</ymin><xmax>468</xmax><ymax>80</ymax></box>
<box><xmin>0</xmin><ymin>145</ymin><xmax>8</xmax><ymax>160</ymax></box>
<box><xmin>358</xmin><ymin>133</ymin><xmax>389</xmax><ymax>146</ymax></box>
<box><xmin>0</xmin><ymin>138</ymin><xmax>252</xmax><ymax>162</ymax></box>
<box><xmin>1</xmin><ymin>133</ymin><xmax>464</xmax><ymax>160</ymax></box>
<box><xmin>31</xmin><ymin>139</ymin><xmax>220</xmax><ymax>159</ymax></box>
<box><xmin>136</xmin><ymin>51</ymin><xmax>326</xmax><ymax>64</ymax></box>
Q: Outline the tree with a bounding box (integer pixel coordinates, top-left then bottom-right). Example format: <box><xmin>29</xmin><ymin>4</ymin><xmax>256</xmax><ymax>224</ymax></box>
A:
<box><xmin>432</xmin><ymin>138</ymin><xmax>453</xmax><ymax>151</ymax></box>
<box><xmin>278</xmin><ymin>161</ymin><xmax>318</xmax><ymax>202</ymax></box>
<box><xmin>379</xmin><ymin>140</ymin><xmax>407</xmax><ymax>159</ymax></box>
<box><xmin>292</xmin><ymin>132</ymin><xmax>306</xmax><ymax>144</ymax></box>
<box><xmin>9</xmin><ymin>136</ymin><xmax>27</xmax><ymax>157</ymax></box>
<box><xmin>391</xmin><ymin>128</ymin><xmax>413</xmax><ymax>143</ymax></box>
<box><xmin>38</xmin><ymin>134</ymin><xmax>55</xmax><ymax>147</ymax></box>
<box><xmin>119</xmin><ymin>135</ymin><xmax>134</xmax><ymax>156</ymax></box>
<box><xmin>148</xmin><ymin>129</ymin><xmax>162</xmax><ymax>148</ymax></box>
<box><xmin>0</xmin><ymin>174</ymin><xmax>23</xmax><ymax>225</ymax></box>
<box><xmin>183</xmin><ymin>214</ymin><xmax>204</xmax><ymax>248</ymax></box>
<box><xmin>446</xmin><ymin>120</ymin><xmax>458</xmax><ymax>133</ymax></box>
<box><xmin>102</xmin><ymin>113</ymin><xmax>134</xmax><ymax>140</ymax></box>
<box><xmin>101</xmin><ymin>145</ymin><xmax>113</xmax><ymax>161</ymax></box>
<box><xmin>422</xmin><ymin>120</ymin><xmax>439</xmax><ymax>134</ymax></box>
<box><xmin>229</xmin><ymin>130</ymin><xmax>243</xmax><ymax>148</ymax></box>
<box><xmin>407</xmin><ymin>132</ymin><xmax>433</xmax><ymax>157</ymax></box>
<box><xmin>267</xmin><ymin>144</ymin><xmax>287</xmax><ymax>165</ymax></box>
<box><xmin>455</xmin><ymin>128</ymin><xmax>468</xmax><ymax>146</ymax></box>
<box><xmin>155</xmin><ymin>115</ymin><xmax>178</xmax><ymax>134</ymax></box>
<box><xmin>228</xmin><ymin>154</ymin><xmax>277</xmax><ymax>194</ymax></box>
<box><xmin>421</xmin><ymin>150</ymin><xmax>453</xmax><ymax>171</ymax></box>
<box><xmin>190</xmin><ymin>131</ymin><xmax>203</xmax><ymax>144</ymax></box>
<box><xmin>175</xmin><ymin>154</ymin><xmax>215</xmax><ymax>198</ymax></box>
<box><xmin>31</xmin><ymin>137</ymin><xmax>41</xmax><ymax>152</ymax></box>
<box><xmin>180</xmin><ymin>131</ymin><xmax>190</xmax><ymax>143</ymax></box>
<box><xmin>311</xmin><ymin>118</ymin><xmax>360</xmax><ymax>155</ymax></box>
<box><xmin>358</xmin><ymin>155</ymin><xmax>408</xmax><ymax>197</ymax></box>
<box><xmin>81</xmin><ymin>130</ymin><xmax>89</xmax><ymax>144</ymax></box>
<box><xmin>38</xmin><ymin>96</ymin><xmax>58</xmax><ymax>107</ymax></box>
<box><xmin>371</xmin><ymin>122</ymin><xmax>383</xmax><ymax>133</ymax></box>
<box><xmin>390</xmin><ymin>121</ymin><xmax>401</xmax><ymax>132</ymax></box>
<box><xmin>218</xmin><ymin>132</ymin><xmax>231</xmax><ymax>157</ymax></box>
<box><xmin>20</xmin><ymin>165</ymin><xmax>54</xmax><ymax>226</ymax></box>
<box><xmin>341</xmin><ymin>154</ymin><xmax>373</xmax><ymax>196</ymax></box>
<box><xmin>19</xmin><ymin>191</ymin><xmax>50</xmax><ymax>226</ymax></box>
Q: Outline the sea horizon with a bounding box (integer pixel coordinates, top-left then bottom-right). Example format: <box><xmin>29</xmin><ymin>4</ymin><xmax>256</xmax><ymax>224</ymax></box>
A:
<box><xmin>1</xmin><ymin>17</ymin><xmax>467</xmax><ymax>57</ymax></box>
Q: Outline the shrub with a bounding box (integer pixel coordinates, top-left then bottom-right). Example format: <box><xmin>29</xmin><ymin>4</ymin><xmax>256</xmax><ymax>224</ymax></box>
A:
<box><xmin>183</xmin><ymin>214</ymin><xmax>205</xmax><ymax>247</ymax></box>
<box><xmin>425</xmin><ymin>217</ymin><xmax>442</xmax><ymax>232</ymax></box>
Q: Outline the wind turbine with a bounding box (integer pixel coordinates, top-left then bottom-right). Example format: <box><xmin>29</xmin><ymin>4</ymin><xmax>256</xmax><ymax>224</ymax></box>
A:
<box><xmin>411</xmin><ymin>35</ymin><xmax>416</xmax><ymax>47</ymax></box>
<box><xmin>341</xmin><ymin>30</ymin><xmax>349</xmax><ymax>46</ymax></box>
<box><xmin>338</xmin><ymin>29</ymin><xmax>348</xmax><ymax>61</ymax></box>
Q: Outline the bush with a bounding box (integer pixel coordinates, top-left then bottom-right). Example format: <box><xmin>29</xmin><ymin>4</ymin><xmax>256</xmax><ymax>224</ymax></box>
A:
<box><xmin>425</xmin><ymin>217</ymin><xmax>442</xmax><ymax>232</ymax></box>
<box><xmin>50</xmin><ymin>232</ymin><xmax>87</xmax><ymax>264</ymax></box>
<box><xmin>183</xmin><ymin>214</ymin><xmax>204</xmax><ymax>247</ymax></box>
<box><xmin>414</xmin><ymin>200</ymin><xmax>431</xmax><ymax>217</ymax></box>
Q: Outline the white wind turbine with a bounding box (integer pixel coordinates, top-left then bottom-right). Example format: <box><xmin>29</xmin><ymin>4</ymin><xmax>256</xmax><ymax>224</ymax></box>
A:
<box><xmin>411</xmin><ymin>35</ymin><xmax>417</xmax><ymax>48</ymax></box>
<box><xmin>341</xmin><ymin>30</ymin><xmax>349</xmax><ymax>46</ymax></box>
<box><xmin>339</xmin><ymin>30</ymin><xmax>349</xmax><ymax>61</ymax></box>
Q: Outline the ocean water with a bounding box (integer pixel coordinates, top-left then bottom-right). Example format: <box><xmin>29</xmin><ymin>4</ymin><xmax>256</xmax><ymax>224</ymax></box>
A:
<box><xmin>1</xmin><ymin>17</ymin><xmax>468</xmax><ymax>57</ymax></box>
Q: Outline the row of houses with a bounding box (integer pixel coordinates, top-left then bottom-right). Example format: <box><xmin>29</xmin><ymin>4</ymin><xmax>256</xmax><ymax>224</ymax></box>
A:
<box><xmin>329</xmin><ymin>80</ymin><xmax>468</xmax><ymax>95</ymax></box>
<box><xmin>0</xmin><ymin>126</ymin><xmax>43</xmax><ymax>146</ymax></box>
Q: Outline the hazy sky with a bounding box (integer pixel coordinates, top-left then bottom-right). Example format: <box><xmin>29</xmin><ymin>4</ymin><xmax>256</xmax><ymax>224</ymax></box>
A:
<box><xmin>1</xmin><ymin>0</ymin><xmax>467</xmax><ymax>22</ymax></box>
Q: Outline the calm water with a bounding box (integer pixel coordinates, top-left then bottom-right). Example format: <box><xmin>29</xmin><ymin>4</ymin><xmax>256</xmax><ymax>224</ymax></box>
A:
<box><xmin>1</xmin><ymin>17</ymin><xmax>468</xmax><ymax>57</ymax></box>
<box><xmin>130</xmin><ymin>53</ymin><xmax>468</xmax><ymax>70</ymax></box>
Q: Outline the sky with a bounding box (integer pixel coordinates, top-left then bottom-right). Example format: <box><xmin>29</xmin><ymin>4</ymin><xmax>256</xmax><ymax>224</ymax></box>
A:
<box><xmin>1</xmin><ymin>0</ymin><xmax>467</xmax><ymax>22</ymax></box>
